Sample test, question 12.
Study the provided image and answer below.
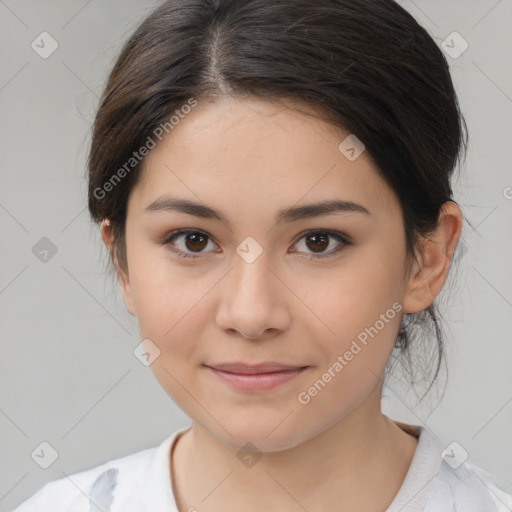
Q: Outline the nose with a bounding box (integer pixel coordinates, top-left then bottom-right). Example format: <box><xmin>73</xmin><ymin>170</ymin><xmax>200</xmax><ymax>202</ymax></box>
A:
<box><xmin>214</xmin><ymin>251</ymin><xmax>291</xmax><ymax>341</ymax></box>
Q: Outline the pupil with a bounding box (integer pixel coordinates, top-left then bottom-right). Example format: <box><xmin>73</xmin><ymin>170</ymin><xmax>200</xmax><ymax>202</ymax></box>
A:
<box><xmin>186</xmin><ymin>233</ymin><xmax>207</xmax><ymax>251</ymax></box>
<box><xmin>308</xmin><ymin>233</ymin><xmax>328</xmax><ymax>252</ymax></box>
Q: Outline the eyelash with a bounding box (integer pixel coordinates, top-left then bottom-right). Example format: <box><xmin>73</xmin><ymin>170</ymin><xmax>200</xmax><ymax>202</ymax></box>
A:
<box><xmin>161</xmin><ymin>229</ymin><xmax>351</xmax><ymax>260</ymax></box>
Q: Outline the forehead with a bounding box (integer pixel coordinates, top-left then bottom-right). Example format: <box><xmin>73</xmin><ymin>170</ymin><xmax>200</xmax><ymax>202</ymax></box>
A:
<box><xmin>129</xmin><ymin>96</ymin><xmax>398</xmax><ymax>219</ymax></box>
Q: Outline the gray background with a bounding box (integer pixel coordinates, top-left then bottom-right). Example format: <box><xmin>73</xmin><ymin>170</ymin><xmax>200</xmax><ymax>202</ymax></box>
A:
<box><xmin>1</xmin><ymin>0</ymin><xmax>511</xmax><ymax>510</ymax></box>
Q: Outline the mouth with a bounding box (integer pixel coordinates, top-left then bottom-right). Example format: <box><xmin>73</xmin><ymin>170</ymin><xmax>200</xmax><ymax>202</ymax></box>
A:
<box><xmin>204</xmin><ymin>362</ymin><xmax>309</xmax><ymax>391</ymax></box>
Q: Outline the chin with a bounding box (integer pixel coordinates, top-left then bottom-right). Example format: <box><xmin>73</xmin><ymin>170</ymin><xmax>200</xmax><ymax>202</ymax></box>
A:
<box><xmin>227</xmin><ymin>430</ymin><xmax>302</xmax><ymax>454</ymax></box>
<box><xmin>208</xmin><ymin>413</ymin><xmax>308</xmax><ymax>453</ymax></box>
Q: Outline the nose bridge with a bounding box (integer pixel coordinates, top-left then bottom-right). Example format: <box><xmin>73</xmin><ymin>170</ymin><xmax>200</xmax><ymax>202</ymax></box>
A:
<box><xmin>230</xmin><ymin>243</ymin><xmax>275</xmax><ymax>307</ymax></box>
<box><xmin>215</xmin><ymin>241</ymin><xmax>289</xmax><ymax>338</ymax></box>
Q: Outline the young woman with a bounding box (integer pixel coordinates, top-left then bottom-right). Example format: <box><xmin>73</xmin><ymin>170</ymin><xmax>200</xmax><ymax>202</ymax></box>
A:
<box><xmin>12</xmin><ymin>0</ymin><xmax>512</xmax><ymax>510</ymax></box>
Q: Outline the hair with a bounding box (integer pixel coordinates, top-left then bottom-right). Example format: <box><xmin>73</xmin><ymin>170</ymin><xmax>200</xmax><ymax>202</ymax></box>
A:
<box><xmin>87</xmin><ymin>0</ymin><xmax>468</xmax><ymax>404</ymax></box>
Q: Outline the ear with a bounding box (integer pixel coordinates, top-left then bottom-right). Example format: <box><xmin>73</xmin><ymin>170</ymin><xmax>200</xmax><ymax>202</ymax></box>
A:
<box><xmin>402</xmin><ymin>201</ymin><xmax>463</xmax><ymax>314</ymax></box>
<box><xmin>100</xmin><ymin>219</ymin><xmax>136</xmax><ymax>316</ymax></box>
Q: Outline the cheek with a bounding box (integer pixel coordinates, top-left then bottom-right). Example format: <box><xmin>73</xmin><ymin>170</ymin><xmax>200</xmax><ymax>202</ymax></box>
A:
<box><xmin>314</xmin><ymin>258</ymin><xmax>402</xmax><ymax>337</ymax></box>
<box><xmin>298</xmin><ymin>284</ymin><xmax>401</xmax><ymax>419</ymax></box>
<box><xmin>128</xmin><ymin>256</ymin><xmax>210</xmax><ymax>354</ymax></box>
<box><xmin>129</xmin><ymin>263</ymin><xmax>210</xmax><ymax>410</ymax></box>
<box><xmin>305</xmin><ymin>257</ymin><xmax>403</xmax><ymax>399</ymax></box>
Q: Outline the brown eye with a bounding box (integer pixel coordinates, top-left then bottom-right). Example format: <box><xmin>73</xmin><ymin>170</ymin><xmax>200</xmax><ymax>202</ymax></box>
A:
<box><xmin>163</xmin><ymin>229</ymin><xmax>216</xmax><ymax>259</ymax></box>
<box><xmin>292</xmin><ymin>230</ymin><xmax>350</xmax><ymax>259</ymax></box>
<box><xmin>183</xmin><ymin>232</ymin><xmax>208</xmax><ymax>252</ymax></box>
<box><xmin>305</xmin><ymin>232</ymin><xmax>330</xmax><ymax>252</ymax></box>
<box><xmin>163</xmin><ymin>229</ymin><xmax>350</xmax><ymax>261</ymax></box>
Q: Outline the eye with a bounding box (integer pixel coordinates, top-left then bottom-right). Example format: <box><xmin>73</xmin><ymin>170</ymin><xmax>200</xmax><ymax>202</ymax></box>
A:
<box><xmin>291</xmin><ymin>230</ymin><xmax>351</xmax><ymax>259</ymax></box>
<box><xmin>162</xmin><ymin>229</ymin><xmax>218</xmax><ymax>259</ymax></box>
<box><xmin>162</xmin><ymin>228</ymin><xmax>351</xmax><ymax>260</ymax></box>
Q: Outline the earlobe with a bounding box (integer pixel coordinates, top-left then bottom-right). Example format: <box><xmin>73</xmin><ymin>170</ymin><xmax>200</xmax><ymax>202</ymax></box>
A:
<box><xmin>402</xmin><ymin>240</ymin><xmax>439</xmax><ymax>314</ymax></box>
<box><xmin>402</xmin><ymin>201</ymin><xmax>462</xmax><ymax>314</ymax></box>
<box><xmin>117</xmin><ymin>268</ymin><xmax>136</xmax><ymax>317</ymax></box>
<box><xmin>100</xmin><ymin>219</ymin><xmax>136</xmax><ymax>316</ymax></box>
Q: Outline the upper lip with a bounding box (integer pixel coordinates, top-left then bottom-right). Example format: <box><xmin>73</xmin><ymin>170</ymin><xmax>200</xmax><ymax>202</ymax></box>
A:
<box><xmin>205</xmin><ymin>362</ymin><xmax>307</xmax><ymax>374</ymax></box>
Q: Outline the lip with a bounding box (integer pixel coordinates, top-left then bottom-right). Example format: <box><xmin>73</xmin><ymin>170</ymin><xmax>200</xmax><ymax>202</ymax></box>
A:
<box><xmin>204</xmin><ymin>362</ymin><xmax>308</xmax><ymax>391</ymax></box>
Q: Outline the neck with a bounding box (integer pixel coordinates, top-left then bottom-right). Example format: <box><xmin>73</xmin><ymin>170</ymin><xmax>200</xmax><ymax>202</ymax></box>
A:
<box><xmin>171</xmin><ymin>392</ymin><xmax>418</xmax><ymax>512</ymax></box>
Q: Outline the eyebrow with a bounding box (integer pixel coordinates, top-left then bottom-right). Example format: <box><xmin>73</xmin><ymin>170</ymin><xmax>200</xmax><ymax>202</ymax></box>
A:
<box><xmin>144</xmin><ymin>197</ymin><xmax>371</xmax><ymax>227</ymax></box>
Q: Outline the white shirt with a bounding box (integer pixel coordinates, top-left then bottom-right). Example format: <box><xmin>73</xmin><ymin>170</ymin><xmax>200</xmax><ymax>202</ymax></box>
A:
<box><xmin>10</xmin><ymin>422</ymin><xmax>512</xmax><ymax>512</ymax></box>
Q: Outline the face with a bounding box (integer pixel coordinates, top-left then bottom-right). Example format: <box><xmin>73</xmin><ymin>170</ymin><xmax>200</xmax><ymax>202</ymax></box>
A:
<box><xmin>110</xmin><ymin>96</ymin><xmax>422</xmax><ymax>451</ymax></box>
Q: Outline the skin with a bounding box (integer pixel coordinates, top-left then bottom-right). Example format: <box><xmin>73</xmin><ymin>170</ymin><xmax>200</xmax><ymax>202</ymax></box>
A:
<box><xmin>101</xmin><ymin>96</ymin><xmax>462</xmax><ymax>511</ymax></box>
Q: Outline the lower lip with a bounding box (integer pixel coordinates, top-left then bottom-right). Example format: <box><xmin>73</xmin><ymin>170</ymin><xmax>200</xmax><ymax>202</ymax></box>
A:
<box><xmin>206</xmin><ymin>366</ymin><xmax>307</xmax><ymax>391</ymax></box>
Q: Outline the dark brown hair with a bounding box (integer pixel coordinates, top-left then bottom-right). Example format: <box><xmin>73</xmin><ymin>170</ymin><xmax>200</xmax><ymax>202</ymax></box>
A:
<box><xmin>87</xmin><ymin>0</ymin><xmax>468</xmax><ymax>402</ymax></box>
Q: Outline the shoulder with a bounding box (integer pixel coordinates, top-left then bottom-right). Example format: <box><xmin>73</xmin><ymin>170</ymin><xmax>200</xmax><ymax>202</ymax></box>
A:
<box><xmin>10</xmin><ymin>440</ymin><xmax>161</xmax><ymax>512</ymax></box>
<box><xmin>466</xmin><ymin>462</ymin><xmax>512</xmax><ymax>511</ymax></box>
<box><xmin>430</xmin><ymin>460</ymin><xmax>512</xmax><ymax>512</ymax></box>
<box><xmin>391</xmin><ymin>423</ymin><xmax>512</xmax><ymax>512</ymax></box>
<box><xmin>420</xmin><ymin>430</ymin><xmax>512</xmax><ymax>512</ymax></box>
